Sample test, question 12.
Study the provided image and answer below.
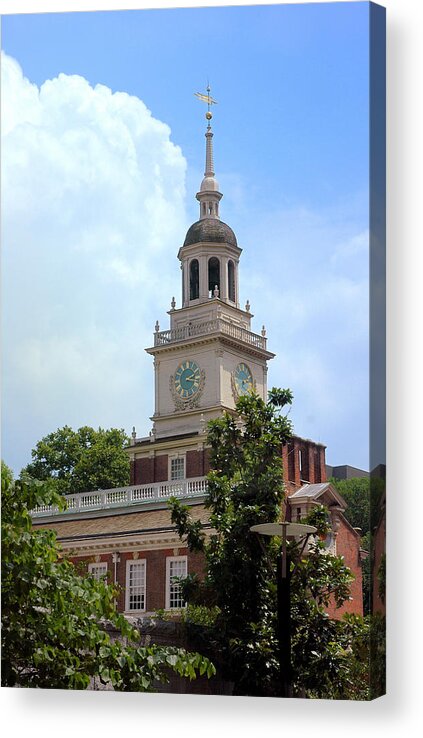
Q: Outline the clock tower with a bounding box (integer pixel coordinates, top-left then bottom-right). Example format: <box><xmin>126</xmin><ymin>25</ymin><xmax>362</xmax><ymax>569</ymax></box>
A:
<box><xmin>32</xmin><ymin>90</ymin><xmax>362</xmax><ymax>628</ymax></box>
<box><xmin>145</xmin><ymin>91</ymin><xmax>274</xmax><ymax>441</ymax></box>
<box><xmin>129</xmin><ymin>90</ymin><xmax>274</xmax><ymax>485</ymax></box>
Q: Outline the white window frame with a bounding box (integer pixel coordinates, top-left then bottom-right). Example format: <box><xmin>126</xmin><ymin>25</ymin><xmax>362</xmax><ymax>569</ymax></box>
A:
<box><xmin>165</xmin><ymin>556</ymin><xmax>187</xmax><ymax>610</ymax></box>
<box><xmin>88</xmin><ymin>562</ymin><xmax>108</xmax><ymax>580</ymax></box>
<box><xmin>169</xmin><ymin>454</ymin><xmax>185</xmax><ymax>481</ymax></box>
<box><xmin>125</xmin><ymin>559</ymin><xmax>147</xmax><ymax>613</ymax></box>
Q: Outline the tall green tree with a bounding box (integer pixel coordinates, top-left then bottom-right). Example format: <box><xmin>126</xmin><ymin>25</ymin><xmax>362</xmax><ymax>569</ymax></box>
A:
<box><xmin>1</xmin><ymin>466</ymin><xmax>215</xmax><ymax>690</ymax></box>
<box><xmin>22</xmin><ymin>425</ymin><xmax>130</xmax><ymax>495</ymax></box>
<box><xmin>330</xmin><ymin>476</ymin><xmax>385</xmax><ymax>616</ymax></box>
<box><xmin>330</xmin><ymin>476</ymin><xmax>370</xmax><ymax>535</ymax></box>
<box><xmin>169</xmin><ymin>391</ymin><xmax>370</xmax><ymax>698</ymax></box>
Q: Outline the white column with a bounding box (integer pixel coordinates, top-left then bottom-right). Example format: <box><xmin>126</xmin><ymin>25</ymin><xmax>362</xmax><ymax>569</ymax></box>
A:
<box><xmin>219</xmin><ymin>257</ymin><xmax>228</xmax><ymax>301</ymax></box>
<box><xmin>199</xmin><ymin>254</ymin><xmax>209</xmax><ymax>301</ymax></box>
<box><xmin>154</xmin><ymin>358</ymin><xmax>160</xmax><ymax>415</ymax></box>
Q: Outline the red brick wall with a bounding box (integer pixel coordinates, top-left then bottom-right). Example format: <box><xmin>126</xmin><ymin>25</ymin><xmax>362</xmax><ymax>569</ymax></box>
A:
<box><xmin>70</xmin><ymin>523</ymin><xmax>361</xmax><ymax>620</ymax></box>
<box><xmin>307</xmin><ymin>445</ymin><xmax>316</xmax><ymax>484</ymax></box>
<box><xmin>186</xmin><ymin>449</ymin><xmax>210</xmax><ymax>478</ymax></box>
<box><xmin>131</xmin><ymin>440</ymin><xmax>325</xmax><ymax>487</ymax></box>
<box><xmin>69</xmin><ymin>553</ymin><xmax>114</xmax><ymax>585</ymax></box>
<box><xmin>131</xmin><ymin>455</ymin><xmax>169</xmax><ymax>485</ymax></box>
<box><xmin>133</xmin><ymin>457</ymin><xmax>154</xmax><ymax>485</ymax></box>
<box><xmin>71</xmin><ymin>547</ymin><xmax>205</xmax><ymax>614</ymax></box>
<box><xmin>154</xmin><ymin>455</ymin><xmax>168</xmax><ymax>482</ymax></box>
<box><xmin>318</xmin><ymin>447</ymin><xmax>327</xmax><ymax>481</ymax></box>
<box><xmin>326</xmin><ymin>521</ymin><xmax>363</xmax><ymax>618</ymax></box>
<box><xmin>116</xmin><ymin>550</ymin><xmax>168</xmax><ymax>612</ymax></box>
<box><xmin>283</xmin><ymin>438</ymin><xmax>326</xmax><ymax>487</ymax></box>
<box><xmin>186</xmin><ymin>449</ymin><xmax>202</xmax><ymax>478</ymax></box>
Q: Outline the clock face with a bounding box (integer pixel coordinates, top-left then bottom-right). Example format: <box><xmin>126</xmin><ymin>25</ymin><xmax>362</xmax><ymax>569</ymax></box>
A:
<box><xmin>174</xmin><ymin>360</ymin><xmax>202</xmax><ymax>399</ymax></box>
<box><xmin>234</xmin><ymin>363</ymin><xmax>254</xmax><ymax>396</ymax></box>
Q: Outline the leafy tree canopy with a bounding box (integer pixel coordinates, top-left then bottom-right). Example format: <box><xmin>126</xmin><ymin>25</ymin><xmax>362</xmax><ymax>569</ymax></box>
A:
<box><xmin>330</xmin><ymin>476</ymin><xmax>370</xmax><ymax>536</ymax></box>
<box><xmin>1</xmin><ymin>465</ymin><xmax>215</xmax><ymax>690</ymax></box>
<box><xmin>169</xmin><ymin>391</ymin><xmax>369</xmax><ymax>699</ymax></box>
<box><xmin>22</xmin><ymin>425</ymin><xmax>130</xmax><ymax>495</ymax></box>
<box><xmin>330</xmin><ymin>475</ymin><xmax>385</xmax><ymax>538</ymax></box>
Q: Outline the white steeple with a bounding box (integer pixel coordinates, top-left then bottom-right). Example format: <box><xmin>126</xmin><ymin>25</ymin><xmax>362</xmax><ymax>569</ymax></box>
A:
<box><xmin>194</xmin><ymin>86</ymin><xmax>223</xmax><ymax>220</ymax></box>
<box><xmin>144</xmin><ymin>87</ymin><xmax>274</xmax><ymax>442</ymax></box>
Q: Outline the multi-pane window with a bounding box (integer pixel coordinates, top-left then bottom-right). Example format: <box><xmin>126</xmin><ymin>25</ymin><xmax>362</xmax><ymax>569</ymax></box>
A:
<box><xmin>126</xmin><ymin>560</ymin><xmax>146</xmax><ymax>612</ymax></box>
<box><xmin>170</xmin><ymin>456</ymin><xmax>185</xmax><ymax>481</ymax></box>
<box><xmin>166</xmin><ymin>556</ymin><xmax>187</xmax><ymax>609</ymax></box>
<box><xmin>88</xmin><ymin>562</ymin><xmax>108</xmax><ymax>580</ymax></box>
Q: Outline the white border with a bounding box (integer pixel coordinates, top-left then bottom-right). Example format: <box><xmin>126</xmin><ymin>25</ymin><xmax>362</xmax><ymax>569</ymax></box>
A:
<box><xmin>165</xmin><ymin>555</ymin><xmax>187</xmax><ymax>609</ymax></box>
<box><xmin>1</xmin><ymin>1</ymin><xmax>423</xmax><ymax>737</ymax></box>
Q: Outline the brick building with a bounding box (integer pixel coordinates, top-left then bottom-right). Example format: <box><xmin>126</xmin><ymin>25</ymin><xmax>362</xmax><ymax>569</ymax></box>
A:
<box><xmin>32</xmin><ymin>94</ymin><xmax>363</xmax><ymax>621</ymax></box>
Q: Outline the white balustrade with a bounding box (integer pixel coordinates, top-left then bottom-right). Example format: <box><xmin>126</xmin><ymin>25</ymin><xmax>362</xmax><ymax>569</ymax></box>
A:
<box><xmin>31</xmin><ymin>477</ymin><xmax>208</xmax><ymax>518</ymax></box>
<box><xmin>154</xmin><ymin>318</ymin><xmax>267</xmax><ymax>350</ymax></box>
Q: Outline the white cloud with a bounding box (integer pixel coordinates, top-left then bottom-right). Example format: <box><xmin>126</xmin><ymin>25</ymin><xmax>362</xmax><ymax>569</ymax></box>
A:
<box><xmin>1</xmin><ymin>53</ymin><xmax>370</xmax><ymax>474</ymax></box>
<box><xmin>1</xmin><ymin>52</ymin><xmax>188</xmax><ymax>473</ymax></box>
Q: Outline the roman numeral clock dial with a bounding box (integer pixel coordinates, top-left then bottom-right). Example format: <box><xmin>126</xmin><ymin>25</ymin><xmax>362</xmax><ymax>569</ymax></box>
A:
<box><xmin>170</xmin><ymin>360</ymin><xmax>205</xmax><ymax>410</ymax></box>
<box><xmin>174</xmin><ymin>360</ymin><xmax>201</xmax><ymax>398</ymax></box>
<box><xmin>232</xmin><ymin>362</ymin><xmax>254</xmax><ymax>399</ymax></box>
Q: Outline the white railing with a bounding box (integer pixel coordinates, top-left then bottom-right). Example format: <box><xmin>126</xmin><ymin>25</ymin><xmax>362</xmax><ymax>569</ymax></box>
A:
<box><xmin>31</xmin><ymin>477</ymin><xmax>208</xmax><ymax>518</ymax></box>
<box><xmin>154</xmin><ymin>318</ymin><xmax>267</xmax><ymax>350</ymax></box>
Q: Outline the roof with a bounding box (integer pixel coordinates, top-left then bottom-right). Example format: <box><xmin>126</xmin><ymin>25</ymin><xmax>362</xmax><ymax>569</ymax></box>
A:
<box><xmin>129</xmin><ymin>431</ymin><xmax>199</xmax><ymax>449</ymax></box>
<box><xmin>183</xmin><ymin>218</ymin><xmax>238</xmax><ymax>248</ymax></box>
<box><xmin>290</xmin><ymin>483</ymin><xmax>332</xmax><ymax>499</ymax></box>
<box><xmin>34</xmin><ymin>504</ymin><xmax>209</xmax><ymax>542</ymax></box>
<box><xmin>290</xmin><ymin>482</ymin><xmax>347</xmax><ymax>509</ymax></box>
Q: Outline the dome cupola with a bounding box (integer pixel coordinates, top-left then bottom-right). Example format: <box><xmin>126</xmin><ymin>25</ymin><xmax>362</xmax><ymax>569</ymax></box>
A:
<box><xmin>178</xmin><ymin>87</ymin><xmax>241</xmax><ymax>309</ymax></box>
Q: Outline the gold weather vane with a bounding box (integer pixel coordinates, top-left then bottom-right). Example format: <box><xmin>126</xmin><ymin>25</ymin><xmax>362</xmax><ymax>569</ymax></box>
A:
<box><xmin>194</xmin><ymin>85</ymin><xmax>217</xmax><ymax>120</ymax></box>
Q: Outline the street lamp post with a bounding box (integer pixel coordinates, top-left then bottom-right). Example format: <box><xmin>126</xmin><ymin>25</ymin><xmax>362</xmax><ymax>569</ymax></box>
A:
<box><xmin>250</xmin><ymin>521</ymin><xmax>317</xmax><ymax>698</ymax></box>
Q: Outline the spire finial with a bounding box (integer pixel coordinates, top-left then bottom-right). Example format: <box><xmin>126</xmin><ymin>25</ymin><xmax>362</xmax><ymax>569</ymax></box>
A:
<box><xmin>194</xmin><ymin>84</ymin><xmax>218</xmax><ymax>123</ymax></box>
<box><xmin>194</xmin><ymin>85</ymin><xmax>222</xmax><ymax>220</ymax></box>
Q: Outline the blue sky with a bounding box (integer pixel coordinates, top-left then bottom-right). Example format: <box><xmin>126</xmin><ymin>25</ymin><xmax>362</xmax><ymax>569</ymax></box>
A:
<box><xmin>1</xmin><ymin>2</ymin><xmax>371</xmax><ymax>475</ymax></box>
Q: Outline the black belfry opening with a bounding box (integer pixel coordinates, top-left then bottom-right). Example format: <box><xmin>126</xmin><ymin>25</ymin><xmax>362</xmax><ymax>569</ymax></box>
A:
<box><xmin>228</xmin><ymin>259</ymin><xmax>235</xmax><ymax>302</ymax></box>
<box><xmin>208</xmin><ymin>257</ymin><xmax>220</xmax><ymax>297</ymax></box>
<box><xmin>190</xmin><ymin>259</ymin><xmax>199</xmax><ymax>300</ymax></box>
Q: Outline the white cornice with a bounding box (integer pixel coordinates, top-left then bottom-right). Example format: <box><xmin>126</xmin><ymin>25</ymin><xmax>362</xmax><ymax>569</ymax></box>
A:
<box><xmin>146</xmin><ymin>332</ymin><xmax>275</xmax><ymax>360</ymax></box>
<box><xmin>57</xmin><ymin>527</ymin><xmax>216</xmax><ymax>557</ymax></box>
<box><xmin>177</xmin><ymin>240</ymin><xmax>242</xmax><ymax>261</ymax></box>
